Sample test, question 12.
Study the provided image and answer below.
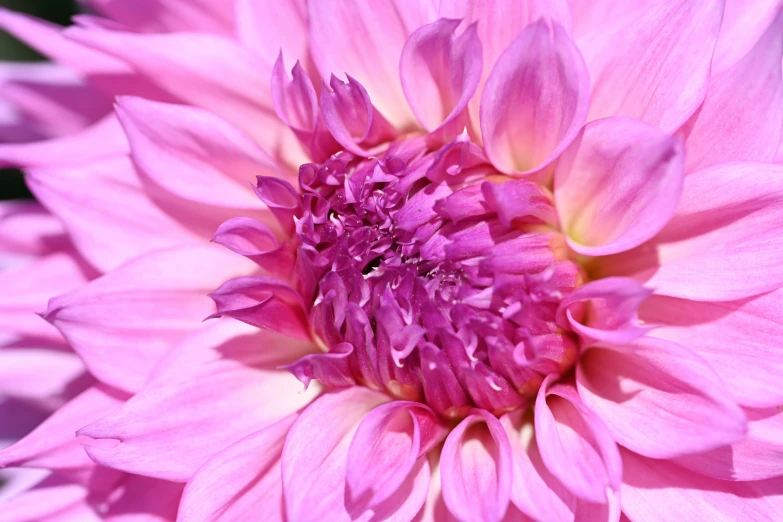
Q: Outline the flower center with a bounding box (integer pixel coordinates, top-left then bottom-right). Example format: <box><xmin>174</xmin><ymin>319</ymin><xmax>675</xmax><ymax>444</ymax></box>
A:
<box><xmin>287</xmin><ymin>136</ymin><xmax>584</xmax><ymax>419</ymax></box>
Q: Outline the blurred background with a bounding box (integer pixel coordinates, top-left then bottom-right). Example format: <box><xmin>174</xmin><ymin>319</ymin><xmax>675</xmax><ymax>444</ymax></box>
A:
<box><xmin>1</xmin><ymin>0</ymin><xmax>78</xmax><ymax>200</ymax></box>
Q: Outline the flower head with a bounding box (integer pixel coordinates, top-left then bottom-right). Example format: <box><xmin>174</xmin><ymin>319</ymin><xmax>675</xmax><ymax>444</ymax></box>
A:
<box><xmin>2</xmin><ymin>1</ymin><xmax>783</xmax><ymax>521</ymax></box>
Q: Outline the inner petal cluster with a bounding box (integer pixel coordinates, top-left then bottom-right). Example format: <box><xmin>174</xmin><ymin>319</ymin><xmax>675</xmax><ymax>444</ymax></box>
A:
<box><xmin>285</xmin><ymin>135</ymin><xmax>584</xmax><ymax>419</ymax></box>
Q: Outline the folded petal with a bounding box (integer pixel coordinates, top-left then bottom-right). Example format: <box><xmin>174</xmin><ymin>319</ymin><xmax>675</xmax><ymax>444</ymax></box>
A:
<box><xmin>640</xmin><ymin>291</ymin><xmax>783</xmax><ymax>407</ymax></box>
<box><xmin>346</xmin><ymin>401</ymin><xmax>447</xmax><ymax>508</ymax></box>
<box><xmin>79</xmin><ymin>320</ymin><xmax>319</xmax><ymax>481</ymax></box>
<box><xmin>675</xmin><ymin>407</ymin><xmax>783</xmax><ymax>481</ymax></box>
<box><xmin>535</xmin><ymin>379</ymin><xmax>621</xmax><ymax>503</ymax></box>
<box><xmin>554</xmin><ymin>117</ymin><xmax>684</xmax><ymax>256</ymax></box>
<box><xmin>582</xmin><ymin>0</ymin><xmax>724</xmax><ymax>132</ymax></box>
<box><xmin>64</xmin><ymin>26</ymin><xmax>304</xmax><ymax>166</ymax></box>
<box><xmin>440</xmin><ymin>409</ymin><xmax>513</xmax><ymax>522</ymax></box>
<box><xmin>45</xmin><ymin>244</ymin><xmax>255</xmax><ymax>393</ymax></box>
<box><xmin>557</xmin><ymin>277</ymin><xmax>654</xmax><ymax>346</ymax></box>
<box><xmin>27</xmin><ymin>157</ymin><xmax>198</xmax><ymax>273</ymax></box>
<box><xmin>684</xmin><ymin>7</ymin><xmax>783</xmax><ymax>171</ymax></box>
<box><xmin>500</xmin><ymin>413</ymin><xmax>576</xmax><ymax>522</ymax></box>
<box><xmin>480</xmin><ymin>20</ymin><xmax>589</xmax><ymax>176</ymax></box>
<box><xmin>209</xmin><ymin>276</ymin><xmax>312</xmax><ymax>341</ymax></box>
<box><xmin>577</xmin><ymin>337</ymin><xmax>747</xmax><ymax>459</ymax></box>
<box><xmin>308</xmin><ymin>0</ymin><xmax>434</xmax><ymax>129</ymax></box>
<box><xmin>621</xmin><ymin>448</ymin><xmax>783</xmax><ymax>521</ymax></box>
<box><xmin>603</xmin><ymin>162</ymin><xmax>783</xmax><ymax>301</ymax></box>
<box><xmin>211</xmin><ymin>217</ymin><xmax>296</xmax><ymax>280</ymax></box>
<box><xmin>283</xmin><ymin>387</ymin><xmax>429</xmax><ymax>522</ymax></box>
<box><xmin>177</xmin><ymin>414</ymin><xmax>297</xmax><ymax>522</ymax></box>
<box><xmin>400</xmin><ymin>18</ymin><xmax>482</xmax><ymax>141</ymax></box>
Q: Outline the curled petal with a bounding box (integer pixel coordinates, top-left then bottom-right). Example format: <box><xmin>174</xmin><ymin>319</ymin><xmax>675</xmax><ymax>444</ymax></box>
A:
<box><xmin>480</xmin><ymin>20</ymin><xmax>590</xmax><ymax>176</ymax></box>
<box><xmin>440</xmin><ymin>410</ymin><xmax>513</xmax><ymax>522</ymax></box>
<box><xmin>400</xmin><ymin>18</ymin><xmax>482</xmax><ymax>141</ymax></box>
<box><xmin>554</xmin><ymin>117</ymin><xmax>684</xmax><ymax>256</ymax></box>
<box><xmin>211</xmin><ymin>217</ymin><xmax>295</xmax><ymax>280</ymax></box>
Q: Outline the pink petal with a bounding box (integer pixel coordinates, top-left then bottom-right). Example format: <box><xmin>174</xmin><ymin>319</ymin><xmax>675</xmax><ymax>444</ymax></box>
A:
<box><xmin>209</xmin><ymin>276</ymin><xmax>312</xmax><ymax>341</ymax></box>
<box><xmin>712</xmin><ymin>0</ymin><xmax>782</xmax><ymax>74</ymax></box>
<box><xmin>440</xmin><ymin>409</ymin><xmax>513</xmax><ymax>522</ymax></box>
<box><xmin>27</xmin><ymin>157</ymin><xmax>198</xmax><ymax>272</ymax></box>
<box><xmin>308</xmin><ymin>0</ymin><xmax>435</xmax><ymax>129</ymax></box>
<box><xmin>237</xmin><ymin>0</ymin><xmax>308</xmax><ymax>66</ymax></box>
<box><xmin>0</xmin><ymin>113</ymin><xmax>128</xmax><ymax>169</ymax></box>
<box><xmin>582</xmin><ymin>0</ymin><xmax>724</xmax><ymax>132</ymax></box>
<box><xmin>400</xmin><ymin>18</ymin><xmax>482</xmax><ymax>141</ymax></box>
<box><xmin>534</xmin><ymin>379</ymin><xmax>621</xmax><ymax>503</ymax></box>
<box><xmin>481</xmin><ymin>179</ymin><xmax>557</xmax><ymax>228</ymax></box>
<box><xmin>0</xmin><ymin>480</ymin><xmax>101</xmax><ymax>522</ymax></box>
<box><xmin>64</xmin><ymin>26</ymin><xmax>304</xmax><ymax>166</ymax></box>
<box><xmin>346</xmin><ymin>401</ymin><xmax>447</xmax><ymax>508</ymax></box>
<box><xmin>86</xmin><ymin>0</ymin><xmax>235</xmax><ymax>34</ymax></box>
<box><xmin>480</xmin><ymin>20</ymin><xmax>589</xmax><ymax>176</ymax></box>
<box><xmin>211</xmin><ymin>217</ymin><xmax>296</xmax><ymax>280</ymax></box>
<box><xmin>554</xmin><ymin>117</ymin><xmax>684</xmax><ymax>256</ymax></box>
<box><xmin>439</xmin><ymin>0</ymin><xmax>573</xmax><ymax>140</ymax></box>
<box><xmin>115</xmin><ymin>96</ymin><xmax>284</xmax><ymax>215</ymax></box>
<box><xmin>675</xmin><ymin>407</ymin><xmax>783</xmax><ymax>481</ymax></box>
<box><xmin>557</xmin><ymin>277</ymin><xmax>654</xmax><ymax>346</ymax></box>
<box><xmin>78</xmin><ymin>320</ymin><xmax>319</xmax><ymax>481</ymax></box>
<box><xmin>0</xmin><ymin>200</ymin><xmax>66</xmax><ymax>258</ymax></box>
<box><xmin>0</xmin><ymin>385</ymin><xmax>127</xmax><ymax>472</ymax></box>
<box><xmin>103</xmin><ymin>475</ymin><xmax>184</xmax><ymax>521</ymax></box>
<box><xmin>577</xmin><ymin>337</ymin><xmax>747</xmax><ymax>459</ymax></box>
<box><xmin>282</xmin><ymin>387</ymin><xmax>425</xmax><ymax>522</ymax></box>
<box><xmin>0</xmin><ymin>62</ymin><xmax>109</xmax><ymax>140</ymax></box>
<box><xmin>177</xmin><ymin>414</ymin><xmax>297</xmax><ymax>522</ymax></box>
<box><xmin>0</xmin><ymin>250</ymin><xmax>93</xmax><ymax>339</ymax></box>
<box><xmin>621</xmin><ymin>448</ymin><xmax>783</xmax><ymax>521</ymax></box>
<box><xmin>0</xmin><ymin>8</ymin><xmax>167</xmax><ymax>101</ymax></box>
<box><xmin>640</xmin><ymin>291</ymin><xmax>783</xmax><ymax>407</ymax></box>
<box><xmin>603</xmin><ymin>162</ymin><xmax>783</xmax><ymax>301</ymax></box>
<box><xmin>0</xmin><ymin>344</ymin><xmax>84</xmax><ymax>402</ymax></box>
<box><xmin>684</xmin><ymin>7</ymin><xmax>783</xmax><ymax>172</ymax></box>
<box><xmin>44</xmin><ymin>244</ymin><xmax>255</xmax><ymax>393</ymax></box>
<box><xmin>500</xmin><ymin>412</ymin><xmax>576</xmax><ymax>522</ymax></box>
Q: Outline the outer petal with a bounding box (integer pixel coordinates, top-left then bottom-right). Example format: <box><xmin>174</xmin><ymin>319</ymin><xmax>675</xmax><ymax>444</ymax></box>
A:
<box><xmin>535</xmin><ymin>380</ymin><xmax>621</xmax><ymax>503</ymax></box>
<box><xmin>582</xmin><ymin>0</ymin><xmax>724</xmax><ymax>132</ymax></box>
<box><xmin>237</xmin><ymin>0</ymin><xmax>308</xmax><ymax>66</ymax></box>
<box><xmin>115</xmin><ymin>96</ymin><xmax>283</xmax><ymax>214</ymax></box>
<box><xmin>282</xmin><ymin>387</ymin><xmax>432</xmax><ymax>522</ymax></box>
<box><xmin>684</xmin><ymin>8</ymin><xmax>783</xmax><ymax>172</ymax></box>
<box><xmin>307</xmin><ymin>0</ymin><xmax>434</xmax><ymax>128</ymax></box>
<box><xmin>675</xmin><ymin>408</ymin><xmax>783</xmax><ymax>481</ymax></box>
<box><xmin>177</xmin><ymin>414</ymin><xmax>297</xmax><ymax>522</ymax></box>
<box><xmin>440</xmin><ymin>410</ymin><xmax>513</xmax><ymax>522</ymax></box>
<box><xmin>577</xmin><ymin>337</ymin><xmax>747</xmax><ymax>459</ymax></box>
<box><xmin>621</xmin><ymin>448</ymin><xmax>783</xmax><ymax>521</ymax></box>
<box><xmin>601</xmin><ymin>163</ymin><xmax>783</xmax><ymax>301</ymax></box>
<box><xmin>86</xmin><ymin>0</ymin><xmax>235</xmax><ymax>34</ymax></box>
<box><xmin>399</xmin><ymin>19</ymin><xmax>482</xmax><ymax>140</ymax></box>
<box><xmin>500</xmin><ymin>413</ymin><xmax>576</xmax><ymax>522</ymax></box>
<box><xmin>554</xmin><ymin>117</ymin><xmax>684</xmax><ymax>256</ymax></box>
<box><xmin>64</xmin><ymin>26</ymin><xmax>304</xmax><ymax>166</ymax></box>
<box><xmin>78</xmin><ymin>320</ymin><xmax>319</xmax><ymax>481</ymax></box>
<box><xmin>0</xmin><ymin>480</ymin><xmax>101</xmax><ymax>522</ymax></box>
<box><xmin>26</xmin><ymin>157</ymin><xmax>198</xmax><ymax>273</ymax></box>
<box><xmin>480</xmin><ymin>20</ymin><xmax>590</xmax><ymax>176</ymax></box>
<box><xmin>712</xmin><ymin>0</ymin><xmax>782</xmax><ymax>74</ymax></box>
<box><xmin>346</xmin><ymin>401</ymin><xmax>447</xmax><ymax>508</ymax></box>
<box><xmin>44</xmin><ymin>244</ymin><xmax>256</xmax><ymax>393</ymax></box>
<box><xmin>556</xmin><ymin>277</ymin><xmax>654</xmax><ymax>346</ymax></box>
<box><xmin>0</xmin><ymin>200</ymin><xmax>67</xmax><ymax>259</ymax></box>
<box><xmin>640</xmin><ymin>291</ymin><xmax>783</xmax><ymax>407</ymax></box>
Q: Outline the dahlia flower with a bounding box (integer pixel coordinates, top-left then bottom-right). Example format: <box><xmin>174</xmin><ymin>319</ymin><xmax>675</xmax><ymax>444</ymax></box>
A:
<box><xmin>1</xmin><ymin>0</ymin><xmax>783</xmax><ymax>520</ymax></box>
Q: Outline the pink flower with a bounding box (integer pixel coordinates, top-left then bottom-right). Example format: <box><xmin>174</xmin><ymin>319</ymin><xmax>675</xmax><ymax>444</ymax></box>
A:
<box><xmin>2</xmin><ymin>0</ymin><xmax>783</xmax><ymax>520</ymax></box>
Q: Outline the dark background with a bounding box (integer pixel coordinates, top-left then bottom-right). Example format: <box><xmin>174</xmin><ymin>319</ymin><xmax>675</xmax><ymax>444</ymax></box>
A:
<box><xmin>1</xmin><ymin>0</ymin><xmax>79</xmax><ymax>200</ymax></box>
